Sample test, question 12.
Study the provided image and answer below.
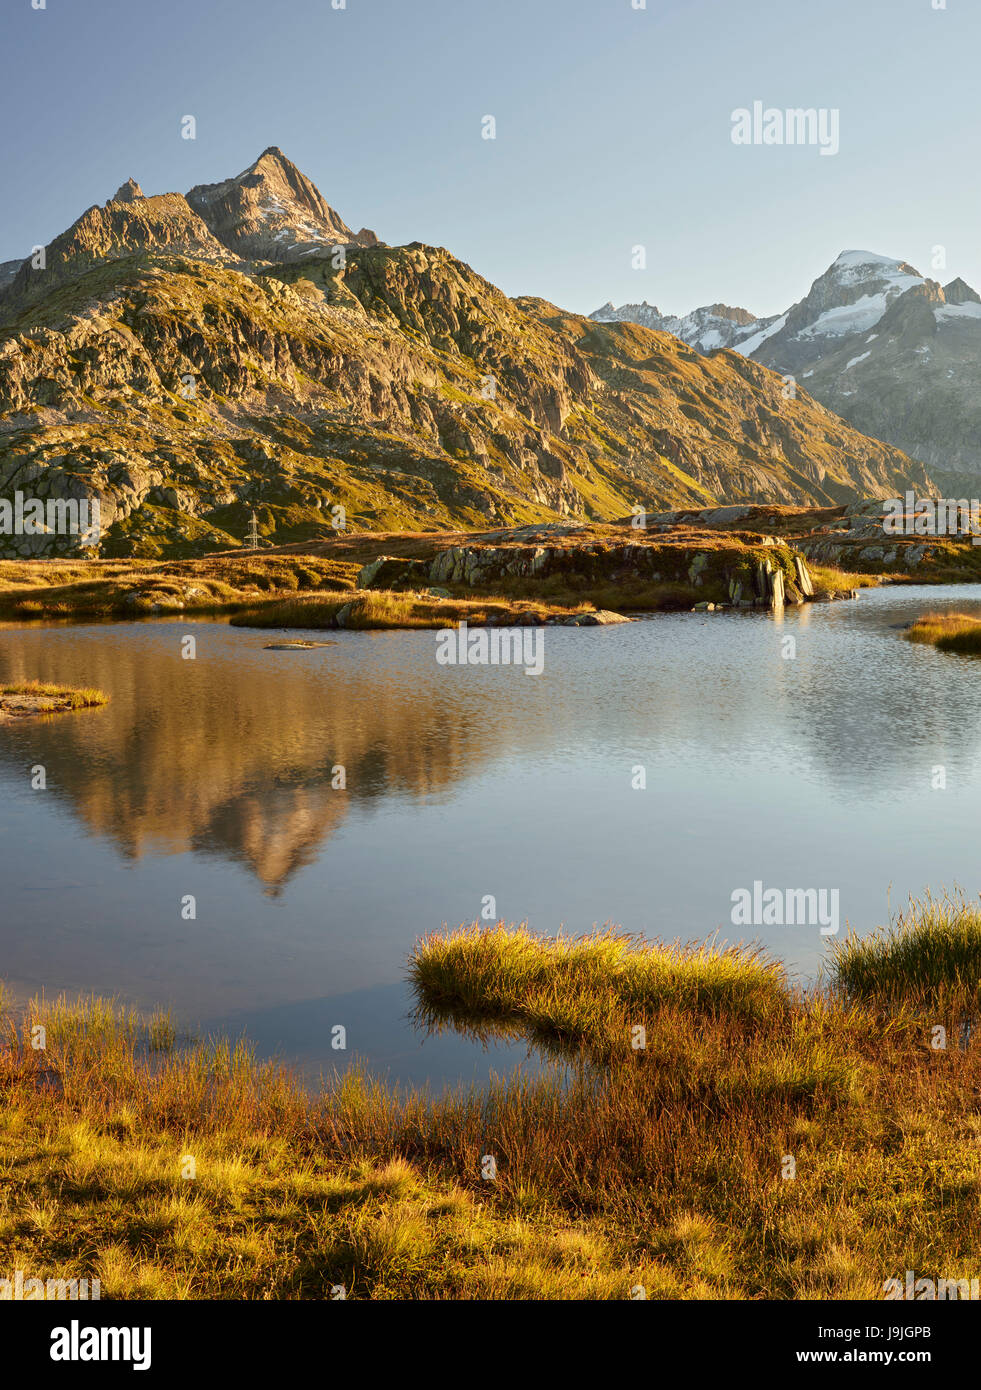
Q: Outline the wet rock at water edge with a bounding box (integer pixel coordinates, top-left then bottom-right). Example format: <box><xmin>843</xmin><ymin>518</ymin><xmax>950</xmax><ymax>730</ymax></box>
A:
<box><xmin>263</xmin><ymin>640</ymin><xmax>336</xmax><ymax>650</ymax></box>
<box><xmin>549</xmin><ymin>609</ymin><xmax>631</xmax><ymax>626</ymax></box>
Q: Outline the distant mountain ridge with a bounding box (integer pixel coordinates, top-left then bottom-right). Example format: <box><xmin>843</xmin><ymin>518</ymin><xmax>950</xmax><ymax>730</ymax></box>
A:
<box><xmin>592</xmin><ymin>250</ymin><xmax>981</xmax><ymax>476</ymax></box>
<box><xmin>588</xmin><ymin>300</ymin><xmax>766</xmax><ymax>353</ymax></box>
<box><xmin>0</xmin><ymin>155</ymin><xmax>933</xmax><ymax>557</ymax></box>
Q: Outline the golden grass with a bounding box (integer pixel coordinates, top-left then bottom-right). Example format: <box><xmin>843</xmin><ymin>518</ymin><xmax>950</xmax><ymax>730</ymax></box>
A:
<box><xmin>807</xmin><ymin>563</ymin><xmax>880</xmax><ymax>595</ymax></box>
<box><xmin>409</xmin><ymin>924</ymin><xmax>789</xmax><ymax>1060</ymax></box>
<box><xmin>832</xmin><ymin>895</ymin><xmax>981</xmax><ymax>1009</ymax></box>
<box><xmin>0</xmin><ymin>680</ymin><xmax>109</xmax><ymax>711</ymax></box>
<box><xmin>0</xmin><ymin>555</ymin><xmax>359</xmax><ymax>620</ymax></box>
<box><xmin>2</xmin><ymin>901</ymin><xmax>980</xmax><ymax>1299</ymax></box>
<box><xmin>230</xmin><ymin>591</ymin><xmax>590</xmax><ymax>631</ymax></box>
<box><xmin>459</xmin><ymin>573</ymin><xmax>705</xmax><ymax>612</ymax></box>
<box><xmin>904</xmin><ymin>611</ymin><xmax>981</xmax><ymax>653</ymax></box>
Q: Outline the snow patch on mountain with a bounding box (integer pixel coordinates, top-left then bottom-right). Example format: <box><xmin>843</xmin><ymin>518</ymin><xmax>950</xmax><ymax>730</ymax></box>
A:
<box><xmin>734</xmin><ymin>313</ymin><xmax>786</xmax><ymax>357</ymax></box>
<box><xmin>937</xmin><ymin>301</ymin><xmax>981</xmax><ymax>322</ymax></box>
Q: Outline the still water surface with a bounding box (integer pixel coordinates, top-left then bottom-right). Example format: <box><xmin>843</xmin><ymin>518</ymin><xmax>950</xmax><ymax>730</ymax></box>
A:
<box><xmin>2</xmin><ymin>586</ymin><xmax>981</xmax><ymax>1086</ymax></box>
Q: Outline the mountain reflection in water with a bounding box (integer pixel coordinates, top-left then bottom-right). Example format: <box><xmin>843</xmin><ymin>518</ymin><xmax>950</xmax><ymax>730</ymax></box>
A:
<box><xmin>4</xmin><ymin>590</ymin><xmax>981</xmax><ymax>1085</ymax></box>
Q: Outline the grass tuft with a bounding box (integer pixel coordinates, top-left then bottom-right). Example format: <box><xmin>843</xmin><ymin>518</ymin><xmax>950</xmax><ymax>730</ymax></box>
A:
<box><xmin>832</xmin><ymin>894</ymin><xmax>981</xmax><ymax>1009</ymax></box>
<box><xmin>0</xmin><ymin>680</ymin><xmax>109</xmax><ymax>712</ymax></box>
<box><xmin>904</xmin><ymin>611</ymin><xmax>981</xmax><ymax>653</ymax></box>
<box><xmin>409</xmin><ymin>923</ymin><xmax>789</xmax><ymax>1061</ymax></box>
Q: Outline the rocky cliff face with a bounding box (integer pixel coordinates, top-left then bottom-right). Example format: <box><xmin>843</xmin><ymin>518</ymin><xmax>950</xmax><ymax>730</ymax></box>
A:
<box><xmin>0</xmin><ymin>156</ymin><xmax>933</xmax><ymax>558</ymax></box>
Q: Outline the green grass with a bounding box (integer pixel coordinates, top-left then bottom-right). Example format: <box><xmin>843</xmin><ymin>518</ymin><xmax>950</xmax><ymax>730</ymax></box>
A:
<box><xmin>904</xmin><ymin>611</ymin><xmax>981</xmax><ymax>653</ymax></box>
<box><xmin>832</xmin><ymin>895</ymin><xmax>981</xmax><ymax>1009</ymax></box>
<box><xmin>3</xmin><ymin>900</ymin><xmax>981</xmax><ymax>1299</ymax></box>
<box><xmin>409</xmin><ymin>924</ymin><xmax>789</xmax><ymax>1060</ymax></box>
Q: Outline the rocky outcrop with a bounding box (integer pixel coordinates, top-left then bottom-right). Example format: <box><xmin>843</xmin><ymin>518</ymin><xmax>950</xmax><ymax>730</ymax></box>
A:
<box><xmin>356</xmin><ymin>555</ymin><xmax>430</xmax><ymax>589</ymax></box>
<box><xmin>0</xmin><ymin>192</ymin><xmax>229</xmax><ymax>315</ymax></box>
<box><xmin>356</xmin><ymin>529</ymin><xmax>815</xmax><ymax>610</ymax></box>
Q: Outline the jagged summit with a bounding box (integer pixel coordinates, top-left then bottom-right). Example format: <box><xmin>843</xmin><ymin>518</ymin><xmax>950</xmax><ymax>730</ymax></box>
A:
<box><xmin>0</xmin><ymin>148</ymin><xmax>381</xmax><ymax>309</ymax></box>
<box><xmin>590</xmin><ymin>297</ymin><xmax>765</xmax><ymax>352</ymax></box>
<box><xmin>0</xmin><ymin>191</ymin><xmax>228</xmax><ymax>310</ymax></box>
<box><xmin>186</xmin><ymin>146</ymin><xmax>380</xmax><ymax>262</ymax></box>
<box><xmin>112</xmin><ymin>178</ymin><xmax>144</xmax><ymax>204</ymax></box>
<box><xmin>591</xmin><ymin>248</ymin><xmax>981</xmax><ymax>475</ymax></box>
<box><xmin>943</xmin><ymin>277</ymin><xmax>981</xmax><ymax>306</ymax></box>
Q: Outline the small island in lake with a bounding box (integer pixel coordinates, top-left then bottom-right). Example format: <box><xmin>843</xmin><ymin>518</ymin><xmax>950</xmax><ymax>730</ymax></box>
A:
<box><xmin>0</xmin><ymin>680</ymin><xmax>110</xmax><ymax>719</ymax></box>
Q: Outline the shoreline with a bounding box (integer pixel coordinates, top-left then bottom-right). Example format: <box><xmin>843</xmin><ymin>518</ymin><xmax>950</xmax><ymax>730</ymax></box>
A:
<box><xmin>2</xmin><ymin>902</ymin><xmax>978</xmax><ymax>1300</ymax></box>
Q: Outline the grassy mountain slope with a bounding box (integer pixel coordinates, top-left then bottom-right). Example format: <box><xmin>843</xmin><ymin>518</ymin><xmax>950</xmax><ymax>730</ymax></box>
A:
<box><xmin>0</xmin><ymin>162</ymin><xmax>933</xmax><ymax>558</ymax></box>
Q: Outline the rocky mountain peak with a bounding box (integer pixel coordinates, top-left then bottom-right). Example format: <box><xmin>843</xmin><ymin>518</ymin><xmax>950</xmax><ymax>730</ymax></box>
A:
<box><xmin>590</xmin><ymin>299</ymin><xmax>664</xmax><ymax>322</ymax></box>
<box><xmin>186</xmin><ymin>146</ymin><xmax>379</xmax><ymax>263</ymax></box>
<box><xmin>702</xmin><ymin>303</ymin><xmax>757</xmax><ymax>326</ymax></box>
<box><xmin>943</xmin><ymin>276</ymin><xmax>981</xmax><ymax>306</ymax></box>
<box><xmin>788</xmin><ymin>250</ymin><xmax>924</xmax><ymax>326</ymax></box>
<box><xmin>590</xmin><ymin>247</ymin><xmax>981</xmax><ymax>480</ymax></box>
<box><xmin>112</xmin><ymin>178</ymin><xmax>144</xmax><ymax>204</ymax></box>
<box><xmin>746</xmin><ymin>250</ymin><xmax>927</xmax><ymax>375</ymax></box>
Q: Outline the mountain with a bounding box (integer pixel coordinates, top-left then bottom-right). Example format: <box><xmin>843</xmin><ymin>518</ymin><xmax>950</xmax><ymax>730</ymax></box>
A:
<box><xmin>593</xmin><ymin>250</ymin><xmax>981</xmax><ymax>477</ymax></box>
<box><xmin>186</xmin><ymin>146</ymin><xmax>381</xmax><ymax>263</ymax></box>
<box><xmin>0</xmin><ymin>157</ymin><xmax>933</xmax><ymax>558</ymax></box>
<box><xmin>591</xmin><ymin>300</ymin><xmax>776</xmax><ymax>353</ymax></box>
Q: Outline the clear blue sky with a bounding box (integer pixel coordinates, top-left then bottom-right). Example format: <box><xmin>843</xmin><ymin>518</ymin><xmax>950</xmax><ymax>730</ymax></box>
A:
<box><xmin>2</xmin><ymin>0</ymin><xmax>977</xmax><ymax>318</ymax></box>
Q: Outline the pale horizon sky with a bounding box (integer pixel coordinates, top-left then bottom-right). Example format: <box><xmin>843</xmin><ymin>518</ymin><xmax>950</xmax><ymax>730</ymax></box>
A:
<box><xmin>2</xmin><ymin>0</ymin><xmax>978</xmax><ymax>320</ymax></box>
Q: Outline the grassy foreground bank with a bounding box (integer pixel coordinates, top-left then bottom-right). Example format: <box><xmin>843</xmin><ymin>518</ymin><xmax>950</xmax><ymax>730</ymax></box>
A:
<box><xmin>2</xmin><ymin>899</ymin><xmax>979</xmax><ymax>1300</ymax></box>
<box><xmin>0</xmin><ymin>554</ymin><xmax>602</xmax><ymax>630</ymax></box>
<box><xmin>0</xmin><ymin>533</ymin><xmax>877</xmax><ymax>630</ymax></box>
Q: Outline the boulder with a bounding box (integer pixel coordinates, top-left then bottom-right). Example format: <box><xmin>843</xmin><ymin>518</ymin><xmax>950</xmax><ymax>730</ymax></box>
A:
<box><xmin>560</xmin><ymin>609</ymin><xmax>631</xmax><ymax>626</ymax></box>
<box><xmin>356</xmin><ymin>555</ymin><xmax>430</xmax><ymax>590</ymax></box>
<box><xmin>793</xmin><ymin>555</ymin><xmax>814</xmax><ymax>597</ymax></box>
